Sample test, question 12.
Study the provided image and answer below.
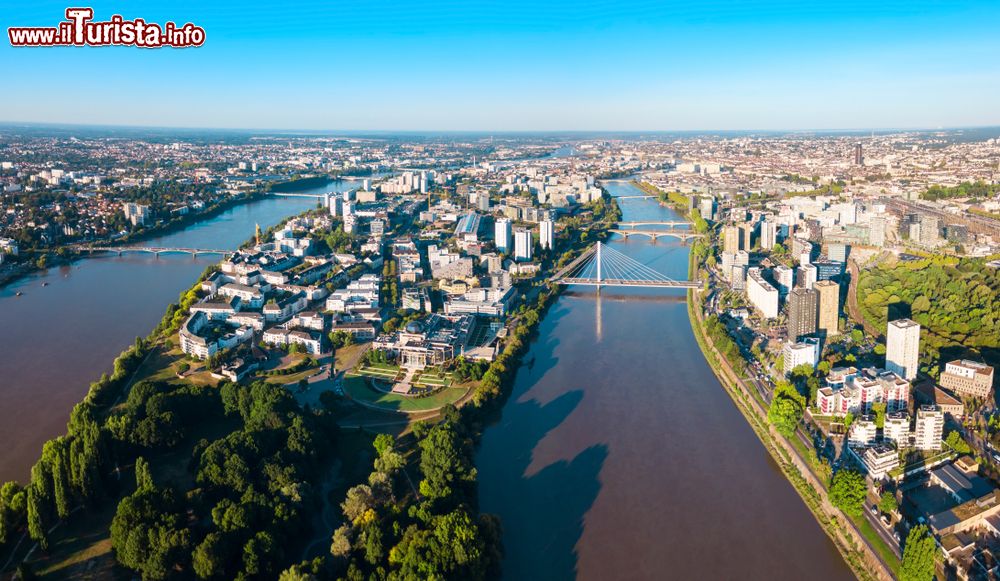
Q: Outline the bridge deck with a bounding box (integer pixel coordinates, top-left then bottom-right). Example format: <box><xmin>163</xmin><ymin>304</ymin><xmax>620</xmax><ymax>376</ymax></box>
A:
<box><xmin>555</xmin><ymin>277</ymin><xmax>700</xmax><ymax>289</ymax></box>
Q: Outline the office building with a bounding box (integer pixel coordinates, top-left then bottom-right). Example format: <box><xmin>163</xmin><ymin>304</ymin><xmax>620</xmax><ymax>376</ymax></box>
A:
<box><xmin>792</xmin><ymin>238</ymin><xmax>813</xmax><ymax>260</ymax></box>
<box><xmin>854</xmin><ymin>143</ymin><xmax>864</xmax><ymax>166</ymax></box>
<box><xmin>814</xmin><ymin>260</ymin><xmax>844</xmax><ymax>282</ymax></box>
<box><xmin>787</xmin><ymin>287</ymin><xmax>818</xmax><ymax>340</ymax></box>
<box><xmin>914</xmin><ymin>405</ymin><xmax>944</xmax><ymax>451</ymax></box>
<box><xmin>886</xmin><ymin>318</ymin><xmax>921</xmax><ymax>380</ymax></box>
<box><xmin>813</xmin><ymin>280</ymin><xmax>840</xmax><ymax>337</ymax></box>
<box><xmin>494</xmin><ymin>218</ymin><xmax>512</xmax><ymax>254</ymax></box>
<box><xmin>513</xmin><ymin>228</ymin><xmax>533</xmax><ymax>262</ymax></box>
<box><xmin>747</xmin><ymin>268</ymin><xmax>779</xmax><ymax>319</ymax></box>
<box><xmin>940</xmin><ymin>360</ymin><xmax>995</xmax><ymax>399</ymax></box>
<box><xmin>540</xmin><ymin>219</ymin><xmax>554</xmax><ymax>250</ymax></box>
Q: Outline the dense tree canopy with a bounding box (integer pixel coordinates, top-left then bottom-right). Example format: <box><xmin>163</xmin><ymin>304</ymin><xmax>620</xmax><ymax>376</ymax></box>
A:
<box><xmin>768</xmin><ymin>382</ymin><xmax>806</xmax><ymax>437</ymax></box>
<box><xmin>899</xmin><ymin>524</ymin><xmax>936</xmax><ymax>581</ymax></box>
<box><xmin>829</xmin><ymin>469</ymin><xmax>867</xmax><ymax>517</ymax></box>
<box><xmin>857</xmin><ymin>256</ymin><xmax>1000</xmax><ymax>376</ymax></box>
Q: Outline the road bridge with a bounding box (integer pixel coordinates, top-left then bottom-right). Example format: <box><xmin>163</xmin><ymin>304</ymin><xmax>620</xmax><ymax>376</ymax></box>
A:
<box><xmin>607</xmin><ymin>229</ymin><xmax>703</xmax><ymax>242</ymax></box>
<box><xmin>73</xmin><ymin>246</ymin><xmax>231</xmax><ymax>258</ymax></box>
<box><xmin>550</xmin><ymin>242</ymin><xmax>701</xmax><ymax>290</ymax></box>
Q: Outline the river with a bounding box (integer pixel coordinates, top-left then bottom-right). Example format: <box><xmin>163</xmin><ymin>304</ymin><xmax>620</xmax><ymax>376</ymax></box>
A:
<box><xmin>475</xmin><ymin>181</ymin><xmax>853</xmax><ymax>580</ymax></box>
<box><xmin>0</xmin><ymin>181</ymin><xmax>356</xmax><ymax>484</ymax></box>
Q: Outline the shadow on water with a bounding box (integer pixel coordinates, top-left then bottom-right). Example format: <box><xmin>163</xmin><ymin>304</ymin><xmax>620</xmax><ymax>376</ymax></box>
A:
<box><xmin>477</xmin><ymin>301</ymin><xmax>608</xmax><ymax>580</ymax></box>
<box><xmin>480</xmin><ymin>388</ymin><xmax>607</xmax><ymax>581</ymax></box>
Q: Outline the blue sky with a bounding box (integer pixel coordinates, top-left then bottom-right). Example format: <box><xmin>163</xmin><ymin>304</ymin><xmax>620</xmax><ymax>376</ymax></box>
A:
<box><xmin>3</xmin><ymin>0</ymin><xmax>1000</xmax><ymax>131</ymax></box>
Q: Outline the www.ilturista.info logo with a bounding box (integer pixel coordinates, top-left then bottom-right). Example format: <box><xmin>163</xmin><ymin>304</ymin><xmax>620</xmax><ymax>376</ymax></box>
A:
<box><xmin>8</xmin><ymin>8</ymin><xmax>205</xmax><ymax>48</ymax></box>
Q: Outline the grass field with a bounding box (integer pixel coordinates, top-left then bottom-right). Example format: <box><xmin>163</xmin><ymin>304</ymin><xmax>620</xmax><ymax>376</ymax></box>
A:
<box><xmin>355</xmin><ymin>364</ymin><xmax>402</xmax><ymax>382</ymax></box>
<box><xmin>341</xmin><ymin>375</ymin><xmax>467</xmax><ymax>412</ymax></box>
<box><xmin>412</xmin><ymin>371</ymin><xmax>452</xmax><ymax>388</ymax></box>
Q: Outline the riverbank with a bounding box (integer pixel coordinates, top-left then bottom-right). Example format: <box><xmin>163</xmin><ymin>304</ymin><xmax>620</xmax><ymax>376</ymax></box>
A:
<box><xmin>0</xmin><ymin>192</ymin><xmax>269</xmax><ymax>290</ymax></box>
<box><xmin>0</xmin><ymin>173</ymin><xmax>344</xmax><ymax>291</ymax></box>
<box><xmin>685</xmin><ymin>258</ymin><xmax>894</xmax><ymax>580</ymax></box>
<box><xmin>0</xmin><ymin>197</ymin><xmax>334</xmax><ymax>577</ymax></box>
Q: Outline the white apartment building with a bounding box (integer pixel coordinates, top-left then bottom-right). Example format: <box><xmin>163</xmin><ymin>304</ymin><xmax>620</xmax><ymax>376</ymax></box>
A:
<box><xmin>783</xmin><ymin>338</ymin><xmax>820</xmax><ymax>373</ymax></box>
<box><xmin>848</xmin><ymin>416</ymin><xmax>878</xmax><ymax>447</ymax></box>
<box><xmin>494</xmin><ymin>218</ymin><xmax>512</xmax><ymax>253</ymax></box>
<box><xmin>860</xmin><ymin>445</ymin><xmax>900</xmax><ymax>481</ymax></box>
<box><xmin>513</xmin><ymin>228</ymin><xmax>533</xmax><ymax>262</ymax></box>
<box><xmin>540</xmin><ymin>219</ymin><xmax>554</xmax><ymax>250</ymax></box>
<box><xmin>774</xmin><ymin>264</ymin><xmax>794</xmax><ymax>296</ymax></box>
<box><xmin>746</xmin><ymin>268</ymin><xmax>779</xmax><ymax>319</ymax></box>
<box><xmin>886</xmin><ymin>318</ymin><xmax>921</xmax><ymax>380</ymax></box>
<box><xmin>816</xmin><ymin>367</ymin><xmax>910</xmax><ymax>417</ymax></box>
<box><xmin>760</xmin><ymin>219</ymin><xmax>777</xmax><ymax>251</ymax></box>
<box><xmin>914</xmin><ymin>405</ymin><xmax>944</xmax><ymax>451</ymax></box>
<box><xmin>883</xmin><ymin>412</ymin><xmax>911</xmax><ymax>446</ymax></box>
<box><xmin>799</xmin><ymin>263</ymin><xmax>818</xmax><ymax>289</ymax></box>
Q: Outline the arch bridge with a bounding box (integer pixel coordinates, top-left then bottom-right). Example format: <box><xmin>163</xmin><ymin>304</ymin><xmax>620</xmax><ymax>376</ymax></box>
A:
<box><xmin>74</xmin><ymin>246</ymin><xmax>231</xmax><ymax>258</ymax></box>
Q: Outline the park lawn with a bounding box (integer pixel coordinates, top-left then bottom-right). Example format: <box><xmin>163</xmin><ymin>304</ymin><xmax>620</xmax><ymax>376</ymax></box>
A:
<box><xmin>365</xmin><ymin>362</ymin><xmax>400</xmax><ymax>372</ymax></box>
<box><xmin>342</xmin><ymin>376</ymin><xmax>468</xmax><ymax>413</ymax></box>
<box><xmin>334</xmin><ymin>343</ymin><xmax>366</xmax><ymax>370</ymax></box>
<box><xmin>355</xmin><ymin>366</ymin><xmax>401</xmax><ymax>381</ymax></box>
<box><xmin>413</xmin><ymin>372</ymin><xmax>452</xmax><ymax>388</ymax></box>
<box><xmin>29</xmin><ymin>500</ymin><xmax>124</xmax><ymax>580</ymax></box>
<box><xmin>264</xmin><ymin>364</ymin><xmax>321</xmax><ymax>385</ymax></box>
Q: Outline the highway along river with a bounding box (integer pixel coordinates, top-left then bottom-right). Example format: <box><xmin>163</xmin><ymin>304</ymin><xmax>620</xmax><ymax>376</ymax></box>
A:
<box><xmin>0</xmin><ymin>181</ymin><xmax>356</xmax><ymax>483</ymax></box>
<box><xmin>475</xmin><ymin>180</ymin><xmax>854</xmax><ymax>580</ymax></box>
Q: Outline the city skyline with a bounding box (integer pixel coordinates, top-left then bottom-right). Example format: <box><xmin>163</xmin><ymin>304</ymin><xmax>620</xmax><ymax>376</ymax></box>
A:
<box><xmin>3</xmin><ymin>0</ymin><xmax>1000</xmax><ymax>131</ymax></box>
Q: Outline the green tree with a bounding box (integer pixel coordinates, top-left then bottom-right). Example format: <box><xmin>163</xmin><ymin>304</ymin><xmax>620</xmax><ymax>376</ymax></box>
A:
<box><xmin>110</xmin><ymin>487</ymin><xmax>192</xmax><ymax>580</ymax></box>
<box><xmin>192</xmin><ymin>532</ymin><xmax>232</xmax><ymax>580</ymax></box>
<box><xmin>419</xmin><ymin>422</ymin><xmax>476</xmax><ymax>502</ymax></box>
<box><xmin>871</xmin><ymin>402</ymin><xmax>887</xmax><ymax>429</ymax></box>
<box><xmin>0</xmin><ymin>482</ymin><xmax>27</xmax><ymax>545</ymax></box>
<box><xmin>878</xmin><ymin>491</ymin><xmax>898</xmax><ymax>515</ymax></box>
<box><xmin>829</xmin><ymin>469</ymin><xmax>867</xmax><ymax>517</ymax></box>
<box><xmin>899</xmin><ymin>524</ymin><xmax>936</xmax><ymax>581</ymax></box>
<box><xmin>135</xmin><ymin>456</ymin><xmax>155</xmax><ymax>491</ymax></box>
<box><xmin>945</xmin><ymin>430</ymin><xmax>972</xmax><ymax>454</ymax></box>
<box><xmin>767</xmin><ymin>382</ymin><xmax>805</xmax><ymax>437</ymax></box>
<box><xmin>26</xmin><ymin>484</ymin><xmax>47</xmax><ymax>550</ymax></box>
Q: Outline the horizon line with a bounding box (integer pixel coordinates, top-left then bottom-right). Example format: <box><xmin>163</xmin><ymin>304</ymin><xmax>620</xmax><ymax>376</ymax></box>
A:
<box><xmin>2</xmin><ymin>120</ymin><xmax>999</xmax><ymax>136</ymax></box>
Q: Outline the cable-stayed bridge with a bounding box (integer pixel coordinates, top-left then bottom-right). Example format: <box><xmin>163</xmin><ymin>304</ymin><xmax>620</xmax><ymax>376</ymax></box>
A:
<box><xmin>551</xmin><ymin>242</ymin><xmax>700</xmax><ymax>289</ymax></box>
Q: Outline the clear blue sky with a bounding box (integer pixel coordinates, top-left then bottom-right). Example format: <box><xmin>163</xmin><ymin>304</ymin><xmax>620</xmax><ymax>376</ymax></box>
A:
<box><xmin>3</xmin><ymin>0</ymin><xmax>1000</xmax><ymax>131</ymax></box>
